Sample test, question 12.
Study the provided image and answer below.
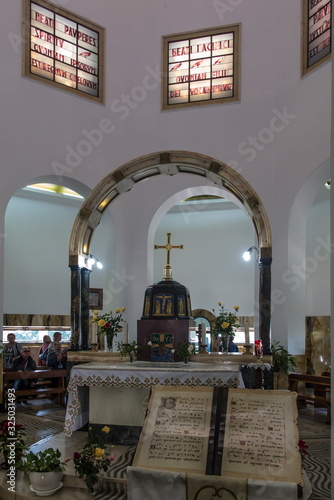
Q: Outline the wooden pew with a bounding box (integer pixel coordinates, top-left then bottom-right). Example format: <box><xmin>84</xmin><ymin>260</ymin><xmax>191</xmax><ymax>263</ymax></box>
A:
<box><xmin>3</xmin><ymin>369</ymin><xmax>67</xmax><ymax>408</ymax></box>
<box><xmin>288</xmin><ymin>373</ymin><xmax>330</xmax><ymax>424</ymax></box>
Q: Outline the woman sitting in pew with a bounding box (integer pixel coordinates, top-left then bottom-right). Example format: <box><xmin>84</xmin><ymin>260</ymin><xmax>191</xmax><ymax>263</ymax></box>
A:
<box><xmin>12</xmin><ymin>346</ymin><xmax>37</xmax><ymax>391</ymax></box>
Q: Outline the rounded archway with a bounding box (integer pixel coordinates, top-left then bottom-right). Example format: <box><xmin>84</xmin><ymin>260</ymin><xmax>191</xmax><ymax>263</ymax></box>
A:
<box><xmin>68</xmin><ymin>151</ymin><xmax>272</xmax><ymax>353</ymax></box>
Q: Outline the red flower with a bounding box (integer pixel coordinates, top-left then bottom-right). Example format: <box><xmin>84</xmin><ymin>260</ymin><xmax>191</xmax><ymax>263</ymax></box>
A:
<box><xmin>110</xmin><ymin>454</ymin><xmax>115</xmax><ymax>461</ymax></box>
<box><xmin>105</xmin><ymin>322</ymin><xmax>111</xmax><ymax>329</ymax></box>
<box><xmin>73</xmin><ymin>452</ymin><xmax>81</xmax><ymax>460</ymax></box>
<box><xmin>298</xmin><ymin>439</ymin><xmax>308</xmax><ymax>455</ymax></box>
<box><xmin>64</xmin><ymin>458</ymin><xmax>70</xmax><ymax>463</ymax></box>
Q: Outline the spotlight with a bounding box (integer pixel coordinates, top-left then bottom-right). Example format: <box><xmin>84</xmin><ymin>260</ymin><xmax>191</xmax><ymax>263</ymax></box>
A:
<box><xmin>85</xmin><ymin>254</ymin><xmax>103</xmax><ymax>269</ymax></box>
<box><xmin>243</xmin><ymin>246</ymin><xmax>259</xmax><ymax>262</ymax></box>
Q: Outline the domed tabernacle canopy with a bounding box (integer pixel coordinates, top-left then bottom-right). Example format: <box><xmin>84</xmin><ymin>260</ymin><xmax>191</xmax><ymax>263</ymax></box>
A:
<box><xmin>142</xmin><ymin>278</ymin><xmax>192</xmax><ymax>320</ymax></box>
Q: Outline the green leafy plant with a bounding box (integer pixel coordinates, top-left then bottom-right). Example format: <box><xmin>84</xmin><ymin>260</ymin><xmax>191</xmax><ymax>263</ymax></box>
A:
<box><xmin>21</xmin><ymin>448</ymin><xmax>66</xmax><ymax>473</ymax></box>
<box><xmin>0</xmin><ymin>420</ymin><xmax>27</xmax><ymax>468</ymax></box>
<box><xmin>271</xmin><ymin>340</ymin><xmax>297</xmax><ymax>374</ymax></box>
<box><xmin>212</xmin><ymin>303</ymin><xmax>240</xmax><ymax>350</ymax></box>
<box><xmin>71</xmin><ymin>425</ymin><xmax>114</xmax><ymax>494</ymax></box>
<box><xmin>117</xmin><ymin>341</ymin><xmax>139</xmax><ymax>361</ymax></box>
<box><xmin>173</xmin><ymin>341</ymin><xmax>196</xmax><ymax>360</ymax></box>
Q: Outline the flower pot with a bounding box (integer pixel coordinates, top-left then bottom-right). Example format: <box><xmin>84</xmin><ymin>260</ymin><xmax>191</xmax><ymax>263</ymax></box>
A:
<box><xmin>29</xmin><ymin>471</ymin><xmax>63</xmax><ymax>491</ymax></box>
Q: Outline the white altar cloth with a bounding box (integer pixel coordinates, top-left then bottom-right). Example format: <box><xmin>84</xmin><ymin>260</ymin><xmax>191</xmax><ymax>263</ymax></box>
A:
<box><xmin>64</xmin><ymin>361</ymin><xmax>244</xmax><ymax>435</ymax></box>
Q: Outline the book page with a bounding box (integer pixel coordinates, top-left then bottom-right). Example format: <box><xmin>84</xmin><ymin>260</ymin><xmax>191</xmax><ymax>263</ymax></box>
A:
<box><xmin>222</xmin><ymin>389</ymin><xmax>303</xmax><ymax>486</ymax></box>
<box><xmin>133</xmin><ymin>386</ymin><xmax>214</xmax><ymax>474</ymax></box>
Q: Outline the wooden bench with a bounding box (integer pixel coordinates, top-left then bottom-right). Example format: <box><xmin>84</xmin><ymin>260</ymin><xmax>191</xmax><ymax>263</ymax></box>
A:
<box><xmin>288</xmin><ymin>373</ymin><xmax>331</xmax><ymax>424</ymax></box>
<box><xmin>3</xmin><ymin>369</ymin><xmax>67</xmax><ymax>408</ymax></box>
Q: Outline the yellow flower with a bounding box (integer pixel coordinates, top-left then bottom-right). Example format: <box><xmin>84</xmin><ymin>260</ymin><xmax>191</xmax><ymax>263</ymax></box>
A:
<box><xmin>122</xmin><ymin>307</ymin><xmax>126</xmax><ymax>311</ymax></box>
<box><xmin>92</xmin><ymin>315</ymin><xmax>98</xmax><ymax>322</ymax></box>
<box><xmin>218</xmin><ymin>302</ymin><xmax>222</xmax><ymax>306</ymax></box>
<box><xmin>93</xmin><ymin>310</ymin><xmax>99</xmax><ymax>316</ymax></box>
<box><xmin>116</xmin><ymin>308</ymin><xmax>121</xmax><ymax>313</ymax></box>
<box><xmin>98</xmin><ymin>319</ymin><xmax>106</xmax><ymax>327</ymax></box>
<box><xmin>93</xmin><ymin>447</ymin><xmax>105</xmax><ymax>459</ymax></box>
<box><xmin>234</xmin><ymin>305</ymin><xmax>239</xmax><ymax>311</ymax></box>
<box><xmin>118</xmin><ymin>328</ymin><xmax>122</xmax><ymax>332</ymax></box>
<box><xmin>222</xmin><ymin>322</ymin><xmax>229</xmax><ymax>329</ymax></box>
<box><xmin>102</xmin><ymin>426</ymin><xmax>110</xmax><ymax>434</ymax></box>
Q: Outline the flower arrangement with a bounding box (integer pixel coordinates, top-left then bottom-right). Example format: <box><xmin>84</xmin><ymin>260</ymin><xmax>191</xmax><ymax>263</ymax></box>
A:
<box><xmin>0</xmin><ymin>419</ymin><xmax>27</xmax><ymax>469</ymax></box>
<box><xmin>173</xmin><ymin>341</ymin><xmax>196</xmax><ymax>362</ymax></box>
<box><xmin>21</xmin><ymin>447</ymin><xmax>66</xmax><ymax>473</ymax></box>
<box><xmin>212</xmin><ymin>303</ymin><xmax>240</xmax><ymax>351</ymax></box>
<box><xmin>70</xmin><ymin>425</ymin><xmax>115</xmax><ymax>494</ymax></box>
<box><xmin>117</xmin><ymin>341</ymin><xmax>139</xmax><ymax>362</ymax></box>
<box><xmin>93</xmin><ymin>307</ymin><xmax>126</xmax><ymax>350</ymax></box>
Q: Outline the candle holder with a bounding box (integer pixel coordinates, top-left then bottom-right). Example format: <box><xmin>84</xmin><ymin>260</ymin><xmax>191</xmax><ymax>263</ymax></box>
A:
<box><xmin>243</xmin><ymin>344</ymin><xmax>253</xmax><ymax>354</ymax></box>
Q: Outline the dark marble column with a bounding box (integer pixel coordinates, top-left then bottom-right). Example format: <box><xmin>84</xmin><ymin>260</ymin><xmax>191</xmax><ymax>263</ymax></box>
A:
<box><xmin>80</xmin><ymin>267</ymin><xmax>91</xmax><ymax>350</ymax></box>
<box><xmin>259</xmin><ymin>247</ymin><xmax>272</xmax><ymax>355</ymax></box>
<box><xmin>70</xmin><ymin>265</ymin><xmax>81</xmax><ymax>350</ymax></box>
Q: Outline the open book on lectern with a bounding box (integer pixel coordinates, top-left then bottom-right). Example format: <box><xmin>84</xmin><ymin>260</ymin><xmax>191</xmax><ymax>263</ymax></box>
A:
<box><xmin>132</xmin><ymin>386</ymin><xmax>304</xmax><ymax>487</ymax></box>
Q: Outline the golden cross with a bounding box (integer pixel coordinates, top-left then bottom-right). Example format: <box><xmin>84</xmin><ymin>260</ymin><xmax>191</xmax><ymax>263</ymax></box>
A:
<box><xmin>154</xmin><ymin>232</ymin><xmax>183</xmax><ymax>279</ymax></box>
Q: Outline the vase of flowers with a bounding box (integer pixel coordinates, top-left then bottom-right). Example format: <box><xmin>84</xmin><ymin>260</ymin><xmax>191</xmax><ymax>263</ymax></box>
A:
<box><xmin>0</xmin><ymin>420</ymin><xmax>27</xmax><ymax>470</ymax></box>
<box><xmin>117</xmin><ymin>341</ymin><xmax>139</xmax><ymax>363</ymax></box>
<box><xmin>96</xmin><ymin>307</ymin><xmax>126</xmax><ymax>351</ymax></box>
<box><xmin>212</xmin><ymin>303</ymin><xmax>240</xmax><ymax>353</ymax></box>
<box><xmin>70</xmin><ymin>425</ymin><xmax>115</xmax><ymax>495</ymax></box>
<box><xmin>173</xmin><ymin>341</ymin><xmax>196</xmax><ymax>363</ymax></box>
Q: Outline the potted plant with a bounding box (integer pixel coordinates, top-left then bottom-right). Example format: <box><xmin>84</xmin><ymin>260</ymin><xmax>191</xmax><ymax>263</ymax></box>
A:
<box><xmin>173</xmin><ymin>341</ymin><xmax>196</xmax><ymax>363</ymax></box>
<box><xmin>0</xmin><ymin>420</ymin><xmax>27</xmax><ymax>470</ymax></box>
<box><xmin>271</xmin><ymin>340</ymin><xmax>297</xmax><ymax>390</ymax></box>
<box><xmin>117</xmin><ymin>340</ymin><xmax>139</xmax><ymax>363</ymax></box>
<box><xmin>21</xmin><ymin>447</ymin><xmax>66</xmax><ymax>492</ymax></box>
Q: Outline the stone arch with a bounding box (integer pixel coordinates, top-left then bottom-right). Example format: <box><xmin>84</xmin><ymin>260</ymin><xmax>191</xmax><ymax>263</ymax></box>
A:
<box><xmin>69</xmin><ymin>151</ymin><xmax>272</xmax><ymax>353</ymax></box>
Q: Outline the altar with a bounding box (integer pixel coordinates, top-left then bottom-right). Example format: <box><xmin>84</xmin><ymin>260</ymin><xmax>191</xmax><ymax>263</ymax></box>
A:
<box><xmin>64</xmin><ymin>360</ymin><xmax>245</xmax><ymax>436</ymax></box>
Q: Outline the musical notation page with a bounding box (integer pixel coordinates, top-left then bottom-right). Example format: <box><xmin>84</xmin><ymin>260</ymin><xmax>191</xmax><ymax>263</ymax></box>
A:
<box><xmin>133</xmin><ymin>386</ymin><xmax>213</xmax><ymax>474</ymax></box>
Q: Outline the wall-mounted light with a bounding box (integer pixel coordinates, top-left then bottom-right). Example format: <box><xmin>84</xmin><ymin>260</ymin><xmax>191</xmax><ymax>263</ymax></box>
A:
<box><xmin>85</xmin><ymin>254</ymin><xmax>103</xmax><ymax>269</ymax></box>
<box><xmin>243</xmin><ymin>246</ymin><xmax>259</xmax><ymax>262</ymax></box>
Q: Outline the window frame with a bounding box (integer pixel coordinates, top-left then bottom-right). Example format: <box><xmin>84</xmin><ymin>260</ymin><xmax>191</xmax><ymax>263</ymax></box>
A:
<box><xmin>162</xmin><ymin>24</ymin><xmax>240</xmax><ymax>110</ymax></box>
<box><xmin>302</xmin><ymin>0</ymin><xmax>332</xmax><ymax>76</ymax></box>
<box><xmin>22</xmin><ymin>0</ymin><xmax>105</xmax><ymax>104</ymax></box>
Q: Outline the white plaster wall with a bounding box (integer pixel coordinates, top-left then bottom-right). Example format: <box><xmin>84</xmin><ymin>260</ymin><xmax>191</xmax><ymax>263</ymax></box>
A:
<box><xmin>0</xmin><ymin>0</ymin><xmax>331</xmax><ymax>351</ymax></box>
<box><xmin>4</xmin><ymin>191</ymin><xmax>115</xmax><ymax>315</ymax></box>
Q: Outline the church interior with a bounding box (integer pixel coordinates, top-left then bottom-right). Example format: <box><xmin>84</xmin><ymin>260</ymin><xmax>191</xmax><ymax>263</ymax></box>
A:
<box><xmin>0</xmin><ymin>0</ymin><xmax>332</xmax><ymax>498</ymax></box>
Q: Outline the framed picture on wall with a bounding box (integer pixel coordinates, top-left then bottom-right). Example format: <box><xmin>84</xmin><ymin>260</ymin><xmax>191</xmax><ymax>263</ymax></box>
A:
<box><xmin>89</xmin><ymin>288</ymin><xmax>103</xmax><ymax>310</ymax></box>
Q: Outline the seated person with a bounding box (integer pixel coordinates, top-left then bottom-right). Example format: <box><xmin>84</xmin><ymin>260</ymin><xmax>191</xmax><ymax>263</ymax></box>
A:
<box><xmin>38</xmin><ymin>335</ymin><xmax>51</xmax><ymax>366</ymax></box>
<box><xmin>227</xmin><ymin>336</ymin><xmax>238</xmax><ymax>353</ymax></box>
<box><xmin>12</xmin><ymin>346</ymin><xmax>37</xmax><ymax>390</ymax></box>
<box><xmin>46</xmin><ymin>341</ymin><xmax>67</xmax><ymax>369</ymax></box>
<box><xmin>39</xmin><ymin>331</ymin><xmax>62</xmax><ymax>364</ymax></box>
<box><xmin>3</xmin><ymin>333</ymin><xmax>21</xmax><ymax>369</ymax></box>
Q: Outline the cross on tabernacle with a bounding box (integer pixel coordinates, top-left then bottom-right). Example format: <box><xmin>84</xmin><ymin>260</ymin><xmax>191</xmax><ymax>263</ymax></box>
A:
<box><xmin>154</xmin><ymin>232</ymin><xmax>183</xmax><ymax>280</ymax></box>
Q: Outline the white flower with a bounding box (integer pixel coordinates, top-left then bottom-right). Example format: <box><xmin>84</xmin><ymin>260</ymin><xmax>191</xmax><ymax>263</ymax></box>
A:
<box><xmin>171</xmin><ymin>349</ymin><xmax>175</xmax><ymax>353</ymax></box>
<box><xmin>147</xmin><ymin>341</ymin><xmax>152</xmax><ymax>346</ymax></box>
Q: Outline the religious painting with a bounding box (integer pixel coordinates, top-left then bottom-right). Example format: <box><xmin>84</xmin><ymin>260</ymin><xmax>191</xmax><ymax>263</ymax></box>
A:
<box><xmin>144</xmin><ymin>296</ymin><xmax>150</xmax><ymax>316</ymax></box>
<box><xmin>178</xmin><ymin>295</ymin><xmax>186</xmax><ymax>316</ymax></box>
<box><xmin>152</xmin><ymin>294</ymin><xmax>174</xmax><ymax>316</ymax></box>
<box><xmin>151</xmin><ymin>333</ymin><xmax>174</xmax><ymax>362</ymax></box>
<box><xmin>89</xmin><ymin>288</ymin><xmax>103</xmax><ymax>310</ymax></box>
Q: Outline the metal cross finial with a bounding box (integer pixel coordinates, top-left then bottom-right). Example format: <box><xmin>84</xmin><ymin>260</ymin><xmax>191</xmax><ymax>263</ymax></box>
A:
<box><xmin>154</xmin><ymin>232</ymin><xmax>183</xmax><ymax>280</ymax></box>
